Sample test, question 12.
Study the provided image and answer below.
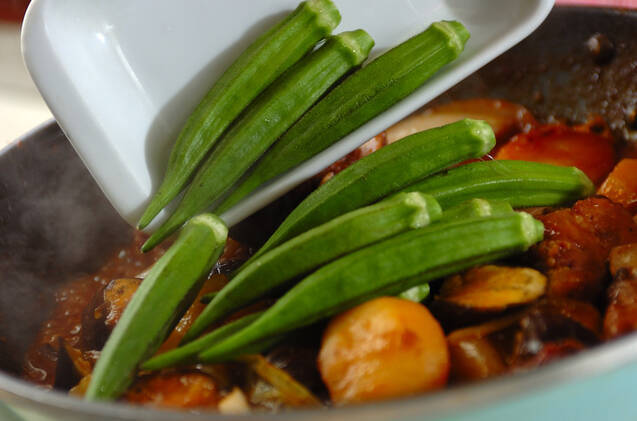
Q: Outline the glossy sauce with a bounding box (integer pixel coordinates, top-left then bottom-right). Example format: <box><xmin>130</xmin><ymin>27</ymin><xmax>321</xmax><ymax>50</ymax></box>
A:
<box><xmin>22</xmin><ymin>232</ymin><xmax>166</xmax><ymax>387</ymax></box>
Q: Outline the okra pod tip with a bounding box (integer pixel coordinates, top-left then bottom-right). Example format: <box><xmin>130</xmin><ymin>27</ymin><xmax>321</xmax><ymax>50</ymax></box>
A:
<box><xmin>399</xmin><ymin>191</ymin><xmax>443</xmax><ymax>228</ymax></box>
<box><xmin>187</xmin><ymin>213</ymin><xmax>229</xmax><ymax>249</ymax></box>
<box><xmin>573</xmin><ymin>166</ymin><xmax>596</xmax><ymax>196</ymax></box>
<box><xmin>519</xmin><ymin>211</ymin><xmax>545</xmax><ymax>247</ymax></box>
<box><xmin>459</xmin><ymin>118</ymin><xmax>496</xmax><ymax>156</ymax></box>
<box><xmin>337</xmin><ymin>29</ymin><xmax>376</xmax><ymax>66</ymax></box>
<box><xmin>305</xmin><ymin>0</ymin><xmax>341</xmax><ymax>32</ymax></box>
<box><xmin>432</xmin><ymin>21</ymin><xmax>471</xmax><ymax>55</ymax></box>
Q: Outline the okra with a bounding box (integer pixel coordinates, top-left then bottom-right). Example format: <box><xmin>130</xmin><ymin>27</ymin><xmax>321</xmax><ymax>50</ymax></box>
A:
<box><xmin>137</xmin><ymin>0</ymin><xmax>341</xmax><ymax>229</ymax></box>
<box><xmin>249</xmin><ymin>119</ymin><xmax>495</xmax><ymax>262</ymax></box>
<box><xmin>401</xmin><ymin>160</ymin><xmax>595</xmax><ymax>209</ymax></box>
<box><xmin>217</xmin><ymin>21</ymin><xmax>471</xmax><ymax>214</ymax></box>
<box><xmin>198</xmin><ymin>212</ymin><xmax>544</xmax><ymax>362</ymax></box>
<box><xmin>438</xmin><ymin>198</ymin><xmax>514</xmax><ymax>222</ymax></box>
<box><xmin>398</xmin><ymin>284</ymin><xmax>430</xmax><ymax>302</ymax></box>
<box><xmin>143</xmin><ymin>30</ymin><xmax>375</xmax><ymax>251</ymax></box>
<box><xmin>396</xmin><ymin>198</ymin><xmax>514</xmax><ymax>301</ymax></box>
<box><xmin>85</xmin><ymin>214</ymin><xmax>228</xmax><ymax>400</ymax></box>
<box><xmin>182</xmin><ymin>192</ymin><xmax>442</xmax><ymax>343</ymax></box>
<box><xmin>142</xmin><ymin>311</ymin><xmax>263</xmax><ymax>371</ymax></box>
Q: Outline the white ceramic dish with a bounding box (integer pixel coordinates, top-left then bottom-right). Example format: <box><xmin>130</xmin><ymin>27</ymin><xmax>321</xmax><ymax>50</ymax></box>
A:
<box><xmin>21</xmin><ymin>0</ymin><xmax>554</xmax><ymax>229</ymax></box>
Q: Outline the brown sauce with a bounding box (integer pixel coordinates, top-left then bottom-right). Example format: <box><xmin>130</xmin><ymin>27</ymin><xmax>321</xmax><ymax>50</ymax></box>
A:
<box><xmin>22</xmin><ymin>232</ymin><xmax>166</xmax><ymax>387</ymax></box>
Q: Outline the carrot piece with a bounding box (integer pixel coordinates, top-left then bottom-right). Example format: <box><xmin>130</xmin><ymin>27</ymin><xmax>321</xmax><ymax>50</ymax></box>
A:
<box><xmin>495</xmin><ymin>124</ymin><xmax>615</xmax><ymax>184</ymax></box>
<box><xmin>124</xmin><ymin>372</ymin><xmax>220</xmax><ymax>409</ymax></box>
<box><xmin>598</xmin><ymin>159</ymin><xmax>637</xmax><ymax>212</ymax></box>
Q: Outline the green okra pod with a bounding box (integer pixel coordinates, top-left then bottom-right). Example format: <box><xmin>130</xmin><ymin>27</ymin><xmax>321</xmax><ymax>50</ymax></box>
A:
<box><xmin>198</xmin><ymin>212</ymin><xmax>544</xmax><ymax>362</ymax></box>
<box><xmin>438</xmin><ymin>198</ymin><xmax>514</xmax><ymax>222</ymax></box>
<box><xmin>142</xmin><ymin>311</ymin><xmax>264</xmax><ymax>371</ymax></box>
<box><xmin>85</xmin><ymin>214</ymin><xmax>228</xmax><ymax>400</ymax></box>
<box><xmin>249</xmin><ymin>119</ymin><xmax>495</xmax><ymax>262</ymax></box>
<box><xmin>182</xmin><ymin>192</ymin><xmax>442</xmax><ymax>343</ymax></box>
<box><xmin>396</xmin><ymin>198</ymin><xmax>515</xmax><ymax>301</ymax></box>
<box><xmin>143</xmin><ymin>29</ymin><xmax>375</xmax><ymax>251</ymax></box>
<box><xmin>216</xmin><ymin>20</ymin><xmax>471</xmax><ymax>214</ymax></box>
<box><xmin>398</xmin><ymin>284</ymin><xmax>431</xmax><ymax>302</ymax></box>
<box><xmin>401</xmin><ymin>160</ymin><xmax>595</xmax><ymax>209</ymax></box>
<box><xmin>138</xmin><ymin>0</ymin><xmax>341</xmax><ymax>229</ymax></box>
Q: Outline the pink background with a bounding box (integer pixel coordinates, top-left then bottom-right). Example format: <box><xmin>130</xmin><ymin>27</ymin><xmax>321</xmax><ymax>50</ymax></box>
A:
<box><xmin>556</xmin><ymin>0</ymin><xmax>637</xmax><ymax>6</ymax></box>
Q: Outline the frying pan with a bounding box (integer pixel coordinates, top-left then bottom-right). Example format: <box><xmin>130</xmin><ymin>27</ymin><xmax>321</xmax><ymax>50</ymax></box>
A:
<box><xmin>1</xmin><ymin>6</ymin><xmax>636</xmax><ymax>421</ymax></box>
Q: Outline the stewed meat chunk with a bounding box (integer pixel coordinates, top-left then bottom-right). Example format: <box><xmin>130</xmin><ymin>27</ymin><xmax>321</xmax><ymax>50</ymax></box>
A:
<box><xmin>532</xmin><ymin>197</ymin><xmax>637</xmax><ymax>300</ymax></box>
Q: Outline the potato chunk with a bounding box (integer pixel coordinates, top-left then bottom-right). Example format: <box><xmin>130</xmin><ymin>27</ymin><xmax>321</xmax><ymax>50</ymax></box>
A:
<box><xmin>318</xmin><ymin>297</ymin><xmax>449</xmax><ymax>404</ymax></box>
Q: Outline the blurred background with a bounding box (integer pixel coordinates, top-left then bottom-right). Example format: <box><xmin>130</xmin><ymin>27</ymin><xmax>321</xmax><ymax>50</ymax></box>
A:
<box><xmin>0</xmin><ymin>0</ymin><xmax>50</xmax><ymax>148</ymax></box>
<box><xmin>0</xmin><ymin>0</ymin><xmax>634</xmax><ymax>150</ymax></box>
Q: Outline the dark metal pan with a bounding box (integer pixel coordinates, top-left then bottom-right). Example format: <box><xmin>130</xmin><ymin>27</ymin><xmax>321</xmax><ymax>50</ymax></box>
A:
<box><xmin>1</xmin><ymin>6</ymin><xmax>636</xmax><ymax>421</ymax></box>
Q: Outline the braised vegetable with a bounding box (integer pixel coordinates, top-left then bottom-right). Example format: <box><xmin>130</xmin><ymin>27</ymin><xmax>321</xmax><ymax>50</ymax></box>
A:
<box><xmin>533</xmin><ymin>298</ymin><xmax>602</xmax><ymax>335</ymax></box>
<box><xmin>86</xmin><ymin>214</ymin><xmax>228</xmax><ymax>400</ymax></box>
<box><xmin>598</xmin><ymin>159</ymin><xmax>637</xmax><ymax>211</ymax></box>
<box><xmin>604</xmin><ymin>243</ymin><xmax>637</xmax><ymax>339</ymax></box>
<box><xmin>495</xmin><ymin>123</ymin><xmax>615</xmax><ymax>185</ymax></box>
<box><xmin>143</xmin><ymin>30</ymin><xmax>375</xmax><ymax>251</ymax></box>
<box><xmin>240</xmin><ymin>355</ymin><xmax>322</xmax><ymax>407</ymax></box>
<box><xmin>81</xmin><ymin>278</ymin><xmax>142</xmax><ymax>350</ymax></box>
<box><xmin>247</xmin><ymin>119</ymin><xmax>496</xmax><ymax>262</ymax></box>
<box><xmin>137</xmin><ymin>0</ymin><xmax>341</xmax><ymax>229</ymax></box>
<box><xmin>401</xmin><ymin>160</ymin><xmax>595</xmax><ymax>209</ymax></box>
<box><xmin>398</xmin><ymin>284</ymin><xmax>431</xmax><ymax>302</ymax></box>
<box><xmin>609</xmin><ymin>243</ymin><xmax>637</xmax><ymax>278</ymax></box>
<box><xmin>318</xmin><ymin>297</ymin><xmax>449</xmax><ymax>404</ymax></box>
<box><xmin>447</xmin><ymin>313</ymin><xmax>522</xmax><ymax>382</ymax></box>
<box><xmin>183</xmin><ymin>193</ymin><xmax>442</xmax><ymax>342</ymax></box>
<box><xmin>198</xmin><ymin>212</ymin><xmax>544</xmax><ymax>362</ymax></box>
<box><xmin>437</xmin><ymin>265</ymin><xmax>547</xmax><ymax>311</ymax></box>
<box><xmin>510</xmin><ymin>299</ymin><xmax>600</xmax><ymax>368</ymax></box>
<box><xmin>218</xmin><ymin>388</ymin><xmax>251</xmax><ymax>414</ymax></box>
<box><xmin>437</xmin><ymin>198</ymin><xmax>513</xmax><ymax>222</ymax></box>
<box><xmin>448</xmin><ymin>297</ymin><xmax>601</xmax><ymax>381</ymax></box>
<box><xmin>142</xmin><ymin>312</ymin><xmax>263</xmax><ymax>370</ymax></box>
<box><xmin>157</xmin><ymin>273</ymin><xmax>230</xmax><ymax>353</ymax></box>
<box><xmin>448</xmin><ymin>336</ymin><xmax>506</xmax><ymax>382</ymax></box>
<box><xmin>397</xmin><ymin>198</ymin><xmax>514</xmax><ymax>302</ymax></box>
<box><xmin>215</xmin><ymin>21</ymin><xmax>471</xmax><ymax>214</ymax></box>
<box><xmin>124</xmin><ymin>371</ymin><xmax>221</xmax><ymax>409</ymax></box>
<box><xmin>385</xmin><ymin>98</ymin><xmax>537</xmax><ymax>145</ymax></box>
